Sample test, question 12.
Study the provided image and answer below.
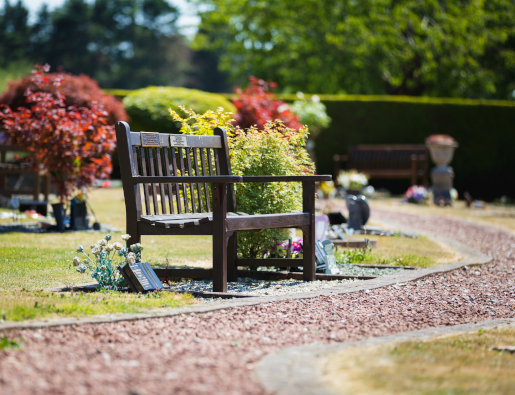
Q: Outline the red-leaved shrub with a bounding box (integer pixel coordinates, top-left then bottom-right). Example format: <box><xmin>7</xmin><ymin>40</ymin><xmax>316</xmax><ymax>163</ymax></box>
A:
<box><xmin>232</xmin><ymin>76</ymin><xmax>302</xmax><ymax>131</ymax></box>
<box><xmin>0</xmin><ymin>65</ymin><xmax>116</xmax><ymax>202</ymax></box>
<box><xmin>0</xmin><ymin>69</ymin><xmax>127</xmax><ymax>126</ymax></box>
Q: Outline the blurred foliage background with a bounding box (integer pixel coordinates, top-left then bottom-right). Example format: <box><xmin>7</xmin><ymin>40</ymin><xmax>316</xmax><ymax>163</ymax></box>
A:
<box><xmin>0</xmin><ymin>0</ymin><xmax>228</xmax><ymax>91</ymax></box>
<box><xmin>0</xmin><ymin>0</ymin><xmax>514</xmax><ymax>99</ymax></box>
<box><xmin>193</xmin><ymin>0</ymin><xmax>515</xmax><ymax>100</ymax></box>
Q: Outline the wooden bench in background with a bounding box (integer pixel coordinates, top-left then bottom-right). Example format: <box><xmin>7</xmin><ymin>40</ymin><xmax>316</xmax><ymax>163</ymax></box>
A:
<box><xmin>0</xmin><ymin>144</ymin><xmax>50</xmax><ymax>214</ymax></box>
<box><xmin>116</xmin><ymin>121</ymin><xmax>332</xmax><ymax>292</ymax></box>
<box><xmin>333</xmin><ymin>145</ymin><xmax>428</xmax><ymax>187</ymax></box>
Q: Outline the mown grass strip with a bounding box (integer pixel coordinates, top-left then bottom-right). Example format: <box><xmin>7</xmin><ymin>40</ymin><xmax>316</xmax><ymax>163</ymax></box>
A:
<box><xmin>0</xmin><ymin>290</ymin><xmax>195</xmax><ymax>322</ymax></box>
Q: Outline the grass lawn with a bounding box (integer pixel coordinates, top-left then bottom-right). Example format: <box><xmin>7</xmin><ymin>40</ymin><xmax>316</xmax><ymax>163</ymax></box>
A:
<box><xmin>0</xmin><ymin>187</ymin><xmax>458</xmax><ymax>322</ymax></box>
<box><xmin>323</xmin><ymin>326</ymin><xmax>515</xmax><ymax>395</ymax></box>
<box><xmin>0</xmin><ymin>188</ymin><xmax>206</xmax><ymax>322</ymax></box>
<box><xmin>0</xmin><ymin>290</ymin><xmax>194</xmax><ymax>322</ymax></box>
<box><xmin>336</xmin><ymin>235</ymin><xmax>459</xmax><ymax>268</ymax></box>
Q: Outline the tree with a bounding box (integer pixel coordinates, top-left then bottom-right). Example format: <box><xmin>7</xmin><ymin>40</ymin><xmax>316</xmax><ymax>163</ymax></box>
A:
<box><xmin>193</xmin><ymin>0</ymin><xmax>515</xmax><ymax>99</ymax></box>
<box><xmin>0</xmin><ymin>0</ymin><xmax>31</xmax><ymax>67</ymax></box>
<box><xmin>0</xmin><ymin>0</ymin><xmax>193</xmax><ymax>90</ymax></box>
<box><xmin>0</xmin><ymin>65</ymin><xmax>116</xmax><ymax>202</ymax></box>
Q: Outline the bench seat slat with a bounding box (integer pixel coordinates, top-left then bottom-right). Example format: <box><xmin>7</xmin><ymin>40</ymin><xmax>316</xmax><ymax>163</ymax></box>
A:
<box><xmin>140</xmin><ymin>212</ymin><xmax>249</xmax><ymax>228</ymax></box>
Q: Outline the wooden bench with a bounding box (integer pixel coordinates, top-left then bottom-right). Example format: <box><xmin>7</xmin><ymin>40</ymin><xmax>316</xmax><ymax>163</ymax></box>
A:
<box><xmin>0</xmin><ymin>144</ymin><xmax>50</xmax><ymax>203</ymax></box>
<box><xmin>333</xmin><ymin>145</ymin><xmax>428</xmax><ymax>187</ymax></box>
<box><xmin>116</xmin><ymin>121</ymin><xmax>331</xmax><ymax>292</ymax></box>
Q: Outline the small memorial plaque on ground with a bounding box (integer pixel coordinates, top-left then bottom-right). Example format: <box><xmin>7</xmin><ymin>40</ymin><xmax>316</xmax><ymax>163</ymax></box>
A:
<box><xmin>118</xmin><ymin>262</ymin><xmax>163</xmax><ymax>292</ymax></box>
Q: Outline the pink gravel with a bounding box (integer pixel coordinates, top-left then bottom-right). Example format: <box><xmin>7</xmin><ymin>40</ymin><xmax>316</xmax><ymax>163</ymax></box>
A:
<box><xmin>1</xmin><ymin>209</ymin><xmax>515</xmax><ymax>395</ymax></box>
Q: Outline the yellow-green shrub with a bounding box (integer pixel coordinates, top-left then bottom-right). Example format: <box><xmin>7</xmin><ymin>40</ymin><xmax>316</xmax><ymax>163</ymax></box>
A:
<box><xmin>123</xmin><ymin>86</ymin><xmax>235</xmax><ymax>134</ymax></box>
<box><xmin>171</xmin><ymin>108</ymin><xmax>315</xmax><ymax>258</ymax></box>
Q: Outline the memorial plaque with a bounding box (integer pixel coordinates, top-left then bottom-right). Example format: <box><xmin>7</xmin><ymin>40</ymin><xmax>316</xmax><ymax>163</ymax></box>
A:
<box><xmin>118</xmin><ymin>262</ymin><xmax>163</xmax><ymax>292</ymax></box>
<box><xmin>140</xmin><ymin>132</ymin><xmax>160</xmax><ymax>147</ymax></box>
<box><xmin>170</xmin><ymin>135</ymin><xmax>188</xmax><ymax>147</ymax></box>
<box><xmin>315</xmin><ymin>241</ymin><xmax>327</xmax><ymax>270</ymax></box>
<box><xmin>321</xmin><ymin>240</ymin><xmax>340</xmax><ymax>274</ymax></box>
<box><xmin>346</xmin><ymin>195</ymin><xmax>370</xmax><ymax>230</ymax></box>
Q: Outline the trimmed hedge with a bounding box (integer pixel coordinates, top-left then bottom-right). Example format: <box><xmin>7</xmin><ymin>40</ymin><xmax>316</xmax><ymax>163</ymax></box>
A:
<box><xmin>121</xmin><ymin>86</ymin><xmax>236</xmax><ymax>134</ymax></box>
<box><xmin>313</xmin><ymin>96</ymin><xmax>515</xmax><ymax>201</ymax></box>
<box><xmin>107</xmin><ymin>89</ymin><xmax>515</xmax><ymax>200</ymax></box>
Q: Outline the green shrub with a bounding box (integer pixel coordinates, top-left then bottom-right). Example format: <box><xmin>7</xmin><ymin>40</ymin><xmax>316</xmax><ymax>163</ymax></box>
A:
<box><xmin>231</xmin><ymin>121</ymin><xmax>314</xmax><ymax>258</ymax></box>
<box><xmin>123</xmin><ymin>86</ymin><xmax>236</xmax><ymax>134</ymax></box>
<box><xmin>170</xmin><ymin>108</ymin><xmax>315</xmax><ymax>258</ymax></box>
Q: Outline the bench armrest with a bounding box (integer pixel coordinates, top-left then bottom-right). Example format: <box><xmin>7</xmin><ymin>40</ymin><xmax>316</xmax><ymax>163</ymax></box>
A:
<box><xmin>132</xmin><ymin>175</ymin><xmax>243</xmax><ymax>184</ymax></box>
<box><xmin>241</xmin><ymin>175</ymin><xmax>332</xmax><ymax>183</ymax></box>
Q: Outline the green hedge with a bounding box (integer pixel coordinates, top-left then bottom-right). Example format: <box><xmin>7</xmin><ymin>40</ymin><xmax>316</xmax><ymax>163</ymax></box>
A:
<box><xmin>120</xmin><ymin>86</ymin><xmax>236</xmax><ymax>134</ymax></box>
<box><xmin>312</xmin><ymin>96</ymin><xmax>515</xmax><ymax>201</ymax></box>
<box><xmin>107</xmin><ymin>89</ymin><xmax>515</xmax><ymax>200</ymax></box>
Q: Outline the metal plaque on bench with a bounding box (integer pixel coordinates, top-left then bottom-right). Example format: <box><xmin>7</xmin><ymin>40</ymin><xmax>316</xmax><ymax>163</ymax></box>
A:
<box><xmin>118</xmin><ymin>262</ymin><xmax>163</xmax><ymax>292</ymax></box>
<box><xmin>170</xmin><ymin>135</ymin><xmax>188</xmax><ymax>147</ymax></box>
<box><xmin>141</xmin><ymin>132</ymin><xmax>160</xmax><ymax>147</ymax></box>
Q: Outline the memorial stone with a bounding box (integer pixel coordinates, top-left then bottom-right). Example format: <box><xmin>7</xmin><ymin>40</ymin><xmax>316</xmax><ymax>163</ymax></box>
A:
<box><xmin>118</xmin><ymin>262</ymin><xmax>164</xmax><ymax>292</ymax></box>
<box><xmin>346</xmin><ymin>195</ymin><xmax>370</xmax><ymax>230</ymax></box>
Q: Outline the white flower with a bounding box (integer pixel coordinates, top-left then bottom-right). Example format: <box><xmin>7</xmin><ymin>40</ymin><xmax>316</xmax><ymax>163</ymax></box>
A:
<box><xmin>76</xmin><ymin>245</ymin><xmax>84</xmax><ymax>253</ymax></box>
<box><xmin>98</xmin><ymin>239</ymin><xmax>107</xmax><ymax>247</ymax></box>
<box><xmin>83</xmin><ymin>259</ymin><xmax>88</xmax><ymax>264</ymax></box>
<box><xmin>127</xmin><ymin>256</ymin><xmax>136</xmax><ymax>264</ymax></box>
<box><xmin>77</xmin><ymin>263</ymin><xmax>87</xmax><ymax>273</ymax></box>
<box><xmin>100</xmin><ymin>265</ymin><xmax>107</xmax><ymax>271</ymax></box>
<box><xmin>91</xmin><ymin>247</ymin><xmax>101</xmax><ymax>255</ymax></box>
<box><xmin>72</xmin><ymin>257</ymin><xmax>81</xmax><ymax>267</ymax></box>
<box><xmin>105</xmin><ymin>243</ymin><xmax>114</xmax><ymax>252</ymax></box>
<box><xmin>121</xmin><ymin>234</ymin><xmax>131</xmax><ymax>241</ymax></box>
<box><xmin>311</xmin><ymin>95</ymin><xmax>320</xmax><ymax>103</ymax></box>
<box><xmin>113</xmin><ymin>242</ymin><xmax>123</xmax><ymax>250</ymax></box>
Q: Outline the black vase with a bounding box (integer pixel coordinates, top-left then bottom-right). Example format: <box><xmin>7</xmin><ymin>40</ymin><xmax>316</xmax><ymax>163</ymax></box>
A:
<box><xmin>51</xmin><ymin>203</ymin><xmax>66</xmax><ymax>232</ymax></box>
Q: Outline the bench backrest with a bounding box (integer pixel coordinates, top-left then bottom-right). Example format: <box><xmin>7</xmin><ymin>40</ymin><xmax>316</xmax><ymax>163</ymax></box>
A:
<box><xmin>116</xmin><ymin>122</ymin><xmax>235</xmax><ymax>219</ymax></box>
<box><xmin>348</xmin><ymin>145</ymin><xmax>428</xmax><ymax>170</ymax></box>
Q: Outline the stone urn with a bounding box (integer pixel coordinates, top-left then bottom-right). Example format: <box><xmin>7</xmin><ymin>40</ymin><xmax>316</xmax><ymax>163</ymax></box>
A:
<box><xmin>426</xmin><ymin>141</ymin><xmax>458</xmax><ymax>166</ymax></box>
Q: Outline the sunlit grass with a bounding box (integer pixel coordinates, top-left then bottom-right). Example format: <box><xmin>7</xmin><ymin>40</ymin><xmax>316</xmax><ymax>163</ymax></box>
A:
<box><xmin>324</xmin><ymin>326</ymin><xmax>515</xmax><ymax>395</ymax></box>
<box><xmin>335</xmin><ymin>235</ymin><xmax>459</xmax><ymax>268</ymax></box>
<box><xmin>0</xmin><ymin>289</ymin><xmax>195</xmax><ymax>322</ymax></box>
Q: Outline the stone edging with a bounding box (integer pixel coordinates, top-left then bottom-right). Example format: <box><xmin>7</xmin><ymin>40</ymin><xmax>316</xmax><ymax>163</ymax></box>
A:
<box><xmin>255</xmin><ymin>318</ymin><xmax>515</xmax><ymax>395</ymax></box>
<box><xmin>0</xmin><ymin>225</ymin><xmax>492</xmax><ymax>332</ymax></box>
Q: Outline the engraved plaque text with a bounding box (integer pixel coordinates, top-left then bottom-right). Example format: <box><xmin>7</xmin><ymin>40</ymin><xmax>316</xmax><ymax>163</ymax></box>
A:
<box><xmin>170</xmin><ymin>135</ymin><xmax>188</xmax><ymax>147</ymax></box>
<box><xmin>141</xmin><ymin>132</ymin><xmax>160</xmax><ymax>147</ymax></box>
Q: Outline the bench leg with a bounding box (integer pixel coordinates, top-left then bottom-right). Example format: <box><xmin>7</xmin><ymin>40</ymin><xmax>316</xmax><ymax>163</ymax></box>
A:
<box><xmin>302</xmin><ymin>181</ymin><xmax>316</xmax><ymax>281</ymax></box>
<box><xmin>227</xmin><ymin>232</ymin><xmax>238</xmax><ymax>282</ymax></box>
<box><xmin>212</xmin><ymin>183</ymin><xmax>228</xmax><ymax>292</ymax></box>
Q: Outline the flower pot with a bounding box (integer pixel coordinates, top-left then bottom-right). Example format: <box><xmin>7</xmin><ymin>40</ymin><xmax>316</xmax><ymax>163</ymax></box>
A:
<box><xmin>426</xmin><ymin>142</ymin><xmax>458</xmax><ymax>166</ymax></box>
<box><xmin>70</xmin><ymin>198</ymin><xmax>88</xmax><ymax>230</ymax></box>
<box><xmin>51</xmin><ymin>203</ymin><xmax>66</xmax><ymax>232</ymax></box>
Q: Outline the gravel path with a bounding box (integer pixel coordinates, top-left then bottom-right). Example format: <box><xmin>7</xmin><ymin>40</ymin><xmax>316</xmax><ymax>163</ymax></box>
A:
<box><xmin>1</xmin><ymin>209</ymin><xmax>514</xmax><ymax>395</ymax></box>
<box><xmin>168</xmin><ymin>265</ymin><xmax>401</xmax><ymax>297</ymax></box>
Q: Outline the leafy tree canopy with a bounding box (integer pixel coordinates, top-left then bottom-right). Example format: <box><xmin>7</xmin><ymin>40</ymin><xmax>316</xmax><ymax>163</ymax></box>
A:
<box><xmin>0</xmin><ymin>0</ymin><xmax>192</xmax><ymax>89</ymax></box>
<box><xmin>193</xmin><ymin>0</ymin><xmax>515</xmax><ymax>99</ymax></box>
